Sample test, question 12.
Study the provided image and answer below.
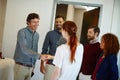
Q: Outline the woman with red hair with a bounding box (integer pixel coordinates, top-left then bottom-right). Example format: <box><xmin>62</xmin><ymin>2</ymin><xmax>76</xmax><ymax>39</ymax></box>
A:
<box><xmin>51</xmin><ymin>21</ymin><xmax>83</xmax><ymax>80</ymax></box>
<box><xmin>92</xmin><ymin>33</ymin><xmax>119</xmax><ymax>80</ymax></box>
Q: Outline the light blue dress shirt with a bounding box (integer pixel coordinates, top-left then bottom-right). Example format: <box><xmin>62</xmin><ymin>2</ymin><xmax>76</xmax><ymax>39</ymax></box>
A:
<box><xmin>14</xmin><ymin>27</ymin><xmax>39</xmax><ymax>67</ymax></box>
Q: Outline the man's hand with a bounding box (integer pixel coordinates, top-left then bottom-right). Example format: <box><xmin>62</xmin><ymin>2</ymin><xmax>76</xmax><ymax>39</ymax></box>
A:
<box><xmin>40</xmin><ymin>60</ymin><xmax>45</xmax><ymax>74</ymax></box>
<box><xmin>40</xmin><ymin>54</ymin><xmax>54</xmax><ymax>61</ymax></box>
<box><xmin>46</xmin><ymin>54</ymin><xmax>54</xmax><ymax>60</ymax></box>
<box><xmin>40</xmin><ymin>54</ymin><xmax>48</xmax><ymax>61</ymax></box>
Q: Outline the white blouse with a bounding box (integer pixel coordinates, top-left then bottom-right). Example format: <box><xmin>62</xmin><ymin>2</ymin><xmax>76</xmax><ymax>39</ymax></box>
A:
<box><xmin>53</xmin><ymin>44</ymin><xmax>83</xmax><ymax>80</ymax></box>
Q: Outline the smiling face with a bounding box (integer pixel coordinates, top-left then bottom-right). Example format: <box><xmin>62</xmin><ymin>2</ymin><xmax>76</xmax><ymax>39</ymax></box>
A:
<box><xmin>28</xmin><ymin>18</ymin><xmax>39</xmax><ymax>31</ymax></box>
<box><xmin>26</xmin><ymin>13</ymin><xmax>40</xmax><ymax>32</ymax></box>
<box><xmin>55</xmin><ymin>17</ymin><xmax>64</xmax><ymax>30</ymax></box>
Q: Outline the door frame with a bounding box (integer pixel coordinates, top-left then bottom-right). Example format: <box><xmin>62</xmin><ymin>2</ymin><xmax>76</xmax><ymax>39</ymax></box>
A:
<box><xmin>50</xmin><ymin>0</ymin><xmax>103</xmax><ymax>42</ymax></box>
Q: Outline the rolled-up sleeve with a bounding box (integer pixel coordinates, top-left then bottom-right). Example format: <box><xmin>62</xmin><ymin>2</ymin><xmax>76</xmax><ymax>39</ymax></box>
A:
<box><xmin>41</xmin><ymin>32</ymin><xmax>50</xmax><ymax>54</ymax></box>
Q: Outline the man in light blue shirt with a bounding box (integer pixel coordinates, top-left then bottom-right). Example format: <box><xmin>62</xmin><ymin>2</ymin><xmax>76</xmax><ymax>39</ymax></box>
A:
<box><xmin>14</xmin><ymin>13</ymin><xmax>41</xmax><ymax>80</ymax></box>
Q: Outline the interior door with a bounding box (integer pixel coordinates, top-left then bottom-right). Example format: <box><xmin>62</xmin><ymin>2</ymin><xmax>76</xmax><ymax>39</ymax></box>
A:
<box><xmin>80</xmin><ymin>7</ymin><xmax>100</xmax><ymax>45</ymax></box>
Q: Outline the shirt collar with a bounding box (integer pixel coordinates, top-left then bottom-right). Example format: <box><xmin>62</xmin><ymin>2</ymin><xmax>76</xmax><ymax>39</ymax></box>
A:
<box><xmin>54</xmin><ymin>29</ymin><xmax>61</xmax><ymax>34</ymax></box>
<box><xmin>26</xmin><ymin>26</ymin><xmax>36</xmax><ymax>33</ymax></box>
<box><xmin>89</xmin><ymin>38</ymin><xmax>99</xmax><ymax>44</ymax></box>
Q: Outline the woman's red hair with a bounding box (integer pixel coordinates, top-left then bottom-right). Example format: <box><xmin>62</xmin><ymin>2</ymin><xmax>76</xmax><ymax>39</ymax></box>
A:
<box><xmin>62</xmin><ymin>21</ymin><xmax>78</xmax><ymax>63</ymax></box>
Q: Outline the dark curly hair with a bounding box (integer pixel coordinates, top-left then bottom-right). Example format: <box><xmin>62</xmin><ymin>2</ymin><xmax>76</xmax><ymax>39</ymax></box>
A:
<box><xmin>101</xmin><ymin>33</ymin><xmax>119</xmax><ymax>56</ymax></box>
<box><xmin>26</xmin><ymin>13</ymin><xmax>40</xmax><ymax>23</ymax></box>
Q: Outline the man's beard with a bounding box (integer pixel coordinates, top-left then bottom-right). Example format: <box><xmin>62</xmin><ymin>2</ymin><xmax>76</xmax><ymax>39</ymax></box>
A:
<box><xmin>87</xmin><ymin>36</ymin><xmax>95</xmax><ymax>41</ymax></box>
<box><xmin>56</xmin><ymin>25</ymin><xmax>62</xmax><ymax>30</ymax></box>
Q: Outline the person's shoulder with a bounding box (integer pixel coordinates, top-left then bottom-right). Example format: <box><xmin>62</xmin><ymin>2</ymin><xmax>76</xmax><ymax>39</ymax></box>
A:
<box><xmin>77</xmin><ymin>43</ymin><xmax>84</xmax><ymax>52</ymax></box>
<box><xmin>48</xmin><ymin>29</ymin><xmax>55</xmax><ymax>33</ymax></box>
<box><xmin>58</xmin><ymin>44</ymin><xmax>65</xmax><ymax>48</ymax></box>
<box><xmin>104</xmin><ymin>54</ymin><xmax>117</xmax><ymax>62</ymax></box>
<box><xmin>46</xmin><ymin>30</ymin><xmax>54</xmax><ymax>34</ymax></box>
<box><xmin>46</xmin><ymin>30</ymin><xmax>57</xmax><ymax>37</ymax></box>
<box><xmin>77</xmin><ymin>43</ymin><xmax>83</xmax><ymax>47</ymax></box>
<box><xmin>35</xmin><ymin>31</ymin><xmax>39</xmax><ymax>35</ymax></box>
<box><xmin>106</xmin><ymin>54</ymin><xmax>117</xmax><ymax>64</ymax></box>
<box><xmin>108</xmin><ymin>54</ymin><xmax>117</xmax><ymax>59</ymax></box>
<box><xmin>57</xmin><ymin>44</ymin><xmax>67</xmax><ymax>50</ymax></box>
<box><xmin>18</xmin><ymin>27</ymin><xmax>27</xmax><ymax>33</ymax></box>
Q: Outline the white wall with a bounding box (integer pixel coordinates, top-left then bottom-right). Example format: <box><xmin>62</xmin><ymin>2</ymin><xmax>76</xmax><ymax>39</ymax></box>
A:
<box><xmin>2</xmin><ymin>0</ymin><xmax>54</xmax><ymax>58</ymax></box>
<box><xmin>111</xmin><ymin>0</ymin><xmax>120</xmax><ymax>39</ymax></box>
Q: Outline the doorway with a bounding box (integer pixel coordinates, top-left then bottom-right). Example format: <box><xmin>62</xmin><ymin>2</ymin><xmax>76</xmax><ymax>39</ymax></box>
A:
<box><xmin>80</xmin><ymin>7</ymin><xmax>100</xmax><ymax>45</ymax></box>
<box><xmin>52</xmin><ymin>3</ymin><xmax>101</xmax><ymax>44</ymax></box>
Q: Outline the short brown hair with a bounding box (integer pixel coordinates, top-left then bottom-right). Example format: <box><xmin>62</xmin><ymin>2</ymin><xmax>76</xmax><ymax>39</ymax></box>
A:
<box><xmin>55</xmin><ymin>15</ymin><xmax>65</xmax><ymax>21</ymax></box>
<box><xmin>102</xmin><ymin>33</ymin><xmax>119</xmax><ymax>56</ymax></box>
<box><xmin>88</xmin><ymin>25</ymin><xmax>100</xmax><ymax>36</ymax></box>
<box><xmin>26</xmin><ymin>13</ymin><xmax>40</xmax><ymax>22</ymax></box>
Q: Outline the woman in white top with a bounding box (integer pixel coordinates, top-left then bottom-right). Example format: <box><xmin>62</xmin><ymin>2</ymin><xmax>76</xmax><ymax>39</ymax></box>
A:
<box><xmin>51</xmin><ymin>21</ymin><xmax>83</xmax><ymax>80</ymax></box>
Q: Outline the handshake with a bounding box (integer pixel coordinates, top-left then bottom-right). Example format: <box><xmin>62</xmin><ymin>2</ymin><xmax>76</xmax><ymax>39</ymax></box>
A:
<box><xmin>40</xmin><ymin>54</ymin><xmax>54</xmax><ymax>61</ymax></box>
